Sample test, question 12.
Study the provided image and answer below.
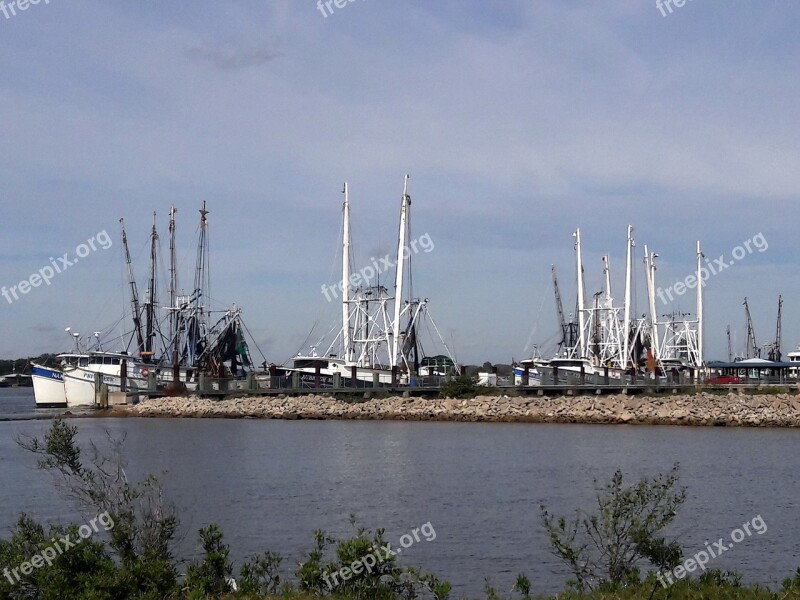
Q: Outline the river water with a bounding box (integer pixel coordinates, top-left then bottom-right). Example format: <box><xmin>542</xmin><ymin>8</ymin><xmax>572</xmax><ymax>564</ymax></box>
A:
<box><xmin>0</xmin><ymin>388</ymin><xmax>797</xmax><ymax>596</ymax></box>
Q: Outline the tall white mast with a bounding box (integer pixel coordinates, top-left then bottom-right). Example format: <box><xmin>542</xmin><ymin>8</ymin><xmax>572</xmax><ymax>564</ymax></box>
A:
<box><xmin>574</xmin><ymin>229</ymin><xmax>586</xmax><ymax>358</ymax></box>
<box><xmin>342</xmin><ymin>183</ymin><xmax>352</xmax><ymax>363</ymax></box>
<box><xmin>644</xmin><ymin>245</ymin><xmax>660</xmax><ymax>362</ymax></box>
<box><xmin>602</xmin><ymin>254</ymin><xmax>615</xmax><ymax>364</ymax></box>
<box><xmin>622</xmin><ymin>225</ymin><xmax>633</xmax><ymax>371</ymax></box>
<box><xmin>391</xmin><ymin>175</ymin><xmax>411</xmax><ymax>368</ymax></box>
<box><xmin>696</xmin><ymin>240</ymin><xmax>704</xmax><ymax>368</ymax></box>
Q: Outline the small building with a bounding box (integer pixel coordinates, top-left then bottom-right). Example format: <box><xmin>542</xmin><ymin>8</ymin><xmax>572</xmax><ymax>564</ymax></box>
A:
<box><xmin>786</xmin><ymin>346</ymin><xmax>800</xmax><ymax>377</ymax></box>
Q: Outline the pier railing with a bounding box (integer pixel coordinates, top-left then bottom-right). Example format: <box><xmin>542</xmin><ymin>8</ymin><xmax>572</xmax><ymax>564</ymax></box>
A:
<box><xmin>91</xmin><ymin>366</ymin><xmax>799</xmax><ymax>407</ymax></box>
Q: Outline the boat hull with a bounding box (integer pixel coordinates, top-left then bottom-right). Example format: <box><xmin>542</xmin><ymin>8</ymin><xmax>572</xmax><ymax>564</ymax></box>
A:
<box><xmin>289</xmin><ymin>357</ymin><xmax>404</xmax><ymax>387</ymax></box>
<box><xmin>31</xmin><ymin>364</ymin><xmax>67</xmax><ymax>408</ymax></box>
<box><xmin>513</xmin><ymin>366</ymin><xmax>542</xmax><ymax>386</ymax></box>
<box><xmin>63</xmin><ymin>368</ymin><xmax>147</xmax><ymax>408</ymax></box>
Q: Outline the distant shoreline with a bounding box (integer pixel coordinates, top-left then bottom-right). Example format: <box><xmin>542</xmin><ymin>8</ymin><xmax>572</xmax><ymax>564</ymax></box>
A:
<box><xmin>91</xmin><ymin>392</ymin><xmax>800</xmax><ymax>427</ymax></box>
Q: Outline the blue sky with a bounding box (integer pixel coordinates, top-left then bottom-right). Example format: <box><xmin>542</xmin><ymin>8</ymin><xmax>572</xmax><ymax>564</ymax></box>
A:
<box><xmin>0</xmin><ymin>0</ymin><xmax>798</xmax><ymax>364</ymax></box>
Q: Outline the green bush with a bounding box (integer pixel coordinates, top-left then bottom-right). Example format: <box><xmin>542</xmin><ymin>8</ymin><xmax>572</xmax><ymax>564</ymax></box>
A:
<box><xmin>540</xmin><ymin>464</ymin><xmax>686</xmax><ymax>592</ymax></box>
<box><xmin>295</xmin><ymin>516</ymin><xmax>447</xmax><ymax>600</ymax></box>
<box><xmin>439</xmin><ymin>375</ymin><xmax>478</xmax><ymax>399</ymax></box>
<box><xmin>183</xmin><ymin>525</ymin><xmax>234</xmax><ymax>598</ymax></box>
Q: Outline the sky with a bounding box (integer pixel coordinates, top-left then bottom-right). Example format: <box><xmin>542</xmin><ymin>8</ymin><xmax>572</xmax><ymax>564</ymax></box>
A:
<box><xmin>0</xmin><ymin>0</ymin><xmax>798</xmax><ymax>365</ymax></box>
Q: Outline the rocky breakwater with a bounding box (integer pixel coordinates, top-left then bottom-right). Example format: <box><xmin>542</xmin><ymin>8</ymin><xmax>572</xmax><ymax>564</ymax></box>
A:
<box><xmin>126</xmin><ymin>392</ymin><xmax>800</xmax><ymax>427</ymax></box>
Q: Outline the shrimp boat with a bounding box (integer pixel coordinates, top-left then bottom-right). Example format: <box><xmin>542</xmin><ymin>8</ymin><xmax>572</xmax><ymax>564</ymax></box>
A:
<box><xmin>33</xmin><ymin>204</ymin><xmax>261</xmax><ymax>408</ymax></box>
<box><xmin>288</xmin><ymin>177</ymin><xmax>457</xmax><ymax>387</ymax></box>
<box><xmin>522</xmin><ymin>225</ymin><xmax>703</xmax><ymax>384</ymax></box>
<box><xmin>0</xmin><ymin>366</ymin><xmax>32</xmax><ymax>387</ymax></box>
<box><xmin>32</xmin><ymin>361</ymin><xmax>70</xmax><ymax>408</ymax></box>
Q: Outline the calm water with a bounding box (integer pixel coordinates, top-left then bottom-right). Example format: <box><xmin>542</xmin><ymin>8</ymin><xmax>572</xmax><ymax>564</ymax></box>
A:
<box><xmin>1</xmin><ymin>388</ymin><xmax>798</xmax><ymax>597</ymax></box>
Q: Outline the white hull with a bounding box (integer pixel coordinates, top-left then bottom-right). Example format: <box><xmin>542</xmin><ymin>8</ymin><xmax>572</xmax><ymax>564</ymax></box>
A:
<box><xmin>543</xmin><ymin>360</ymin><xmax>623</xmax><ymax>383</ymax></box>
<box><xmin>291</xmin><ymin>357</ymin><xmax>404</xmax><ymax>385</ymax></box>
<box><xmin>513</xmin><ymin>366</ymin><xmax>542</xmax><ymax>386</ymax></box>
<box><xmin>31</xmin><ymin>364</ymin><xmax>67</xmax><ymax>408</ymax></box>
<box><xmin>62</xmin><ymin>358</ymin><xmax>206</xmax><ymax>406</ymax></box>
<box><xmin>62</xmin><ymin>367</ymin><xmax>147</xmax><ymax>408</ymax></box>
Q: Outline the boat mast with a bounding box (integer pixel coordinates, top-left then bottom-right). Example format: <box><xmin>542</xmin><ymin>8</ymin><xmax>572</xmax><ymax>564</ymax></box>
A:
<box><xmin>644</xmin><ymin>246</ymin><xmax>660</xmax><ymax>364</ymax></box>
<box><xmin>194</xmin><ymin>201</ymin><xmax>209</xmax><ymax>308</ymax></box>
<box><xmin>120</xmin><ymin>218</ymin><xmax>145</xmax><ymax>355</ymax></box>
<box><xmin>695</xmin><ymin>240</ymin><xmax>704</xmax><ymax>368</ymax></box>
<box><xmin>145</xmin><ymin>212</ymin><xmax>158</xmax><ymax>357</ymax></box>
<box><xmin>574</xmin><ymin>229</ymin><xmax>586</xmax><ymax>359</ymax></box>
<box><xmin>391</xmin><ymin>175</ymin><xmax>410</xmax><ymax>368</ymax></box>
<box><xmin>551</xmin><ymin>265</ymin><xmax>567</xmax><ymax>354</ymax></box>
<box><xmin>192</xmin><ymin>201</ymin><xmax>209</xmax><ymax>365</ymax></box>
<box><xmin>342</xmin><ymin>183</ymin><xmax>352</xmax><ymax>363</ymax></box>
<box><xmin>726</xmin><ymin>325</ymin><xmax>732</xmax><ymax>361</ymax></box>
<box><xmin>168</xmin><ymin>205</ymin><xmax>178</xmax><ymax>366</ymax></box>
<box><xmin>622</xmin><ymin>225</ymin><xmax>633</xmax><ymax>372</ymax></box>
<box><xmin>744</xmin><ymin>297</ymin><xmax>758</xmax><ymax>359</ymax></box>
<box><xmin>602</xmin><ymin>255</ymin><xmax>613</xmax><ymax>353</ymax></box>
<box><xmin>773</xmin><ymin>295</ymin><xmax>783</xmax><ymax>362</ymax></box>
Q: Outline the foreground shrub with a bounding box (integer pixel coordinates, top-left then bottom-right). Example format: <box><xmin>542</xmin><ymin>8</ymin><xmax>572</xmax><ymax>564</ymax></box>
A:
<box><xmin>540</xmin><ymin>464</ymin><xmax>686</xmax><ymax>592</ymax></box>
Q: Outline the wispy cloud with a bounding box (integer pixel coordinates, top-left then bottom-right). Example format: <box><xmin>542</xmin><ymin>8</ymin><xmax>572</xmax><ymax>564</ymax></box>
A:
<box><xmin>185</xmin><ymin>41</ymin><xmax>281</xmax><ymax>70</ymax></box>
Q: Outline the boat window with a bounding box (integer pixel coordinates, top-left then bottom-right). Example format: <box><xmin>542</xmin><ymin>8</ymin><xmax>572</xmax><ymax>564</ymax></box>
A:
<box><xmin>295</xmin><ymin>359</ymin><xmax>327</xmax><ymax>369</ymax></box>
<box><xmin>90</xmin><ymin>357</ymin><xmax>102</xmax><ymax>365</ymax></box>
<box><xmin>80</xmin><ymin>358</ymin><xmax>88</xmax><ymax>367</ymax></box>
<box><xmin>112</xmin><ymin>358</ymin><xmax>120</xmax><ymax>365</ymax></box>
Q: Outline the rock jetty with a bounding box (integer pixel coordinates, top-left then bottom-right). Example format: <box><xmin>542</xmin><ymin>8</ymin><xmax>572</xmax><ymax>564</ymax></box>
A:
<box><xmin>125</xmin><ymin>392</ymin><xmax>800</xmax><ymax>427</ymax></box>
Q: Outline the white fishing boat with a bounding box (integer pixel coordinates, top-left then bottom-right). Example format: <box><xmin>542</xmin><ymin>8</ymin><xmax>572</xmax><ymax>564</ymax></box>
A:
<box><xmin>31</xmin><ymin>361</ymin><xmax>70</xmax><ymax>408</ymax></box>
<box><xmin>526</xmin><ymin>226</ymin><xmax>703</xmax><ymax>381</ymax></box>
<box><xmin>61</xmin><ymin>351</ymin><xmax>146</xmax><ymax>407</ymax></box>
<box><xmin>512</xmin><ymin>365</ymin><xmax>542</xmax><ymax>386</ymax></box>
<box><xmin>289</xmin><ymin>177</ymin><xmax>457</xmax><ymax>387</ymax></box>
<box><xmin>0</xmin><ymin>373</ymin><xmax>32</xmax><ymax>387</ymax></box>
<box><xmin>32</xmin><ymin>203</ymin><xmax>263</xmax><ymax>409</ymax></box>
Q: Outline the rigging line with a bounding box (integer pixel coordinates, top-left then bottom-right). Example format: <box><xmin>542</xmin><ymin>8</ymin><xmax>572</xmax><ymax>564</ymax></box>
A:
<box><xmin>418</xmin><ymin>311</ymin><xmax>437</xmax><ymax>360</ymax></box>
<box><xmin>118</xmin><ymin>241</ymin><xmax>130</xmax><ymax>350</ymax></box>
<box><xmin>523</xmin><ymin>280</ymin><xmax>550</xmax><ymax>356</ymax></box>
<box><xmin>326</xmin><ymin>204</ymin><xmax>345</xmax><ymax>286</ymax></box>
<box><xmin>287</xmin><ymin>320</ymin><xmax>320</xmax><ymax>364</ymax></box>
<box><xmin>426</xmin><ymin>308</ymin><xmax>457</xmax><ymax>364</ymax></box>
<box><xmin>290</xmin><ymin>197</ymin><xmax>347</xmax><ymax>364</ymax></box>
<box><xmin>240</xmin><ymin>318</ymin><xmax>268</xmax><ymax>365</ymax></box>
<box><xmin>406</xmin><ymin>207</ymin><xmax>413</xmax><ymax>302</ymax></box>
